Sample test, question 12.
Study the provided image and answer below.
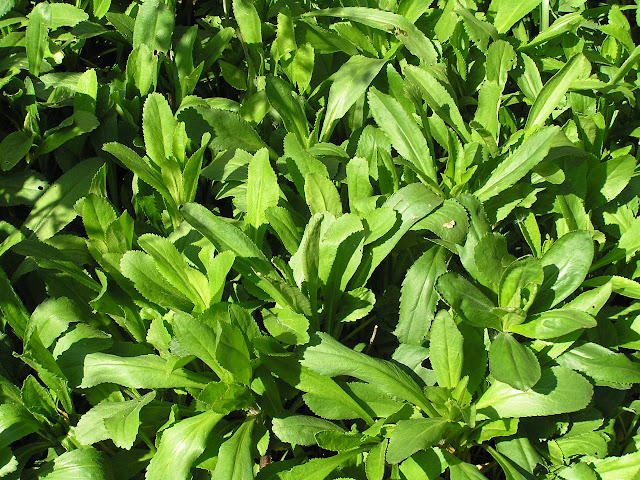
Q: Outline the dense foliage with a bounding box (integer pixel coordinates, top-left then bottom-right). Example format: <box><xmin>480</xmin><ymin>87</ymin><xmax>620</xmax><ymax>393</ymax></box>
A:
<box><xmin>1</xmin><ymin>0</ymin><xmax>640</xmax><ymax>478</ymax></box>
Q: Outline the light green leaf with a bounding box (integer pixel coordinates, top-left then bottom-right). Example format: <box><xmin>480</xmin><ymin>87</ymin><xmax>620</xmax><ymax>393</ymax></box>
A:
<box><xmin>146</xmin><ymin>411</ymin><xmax>224</xmax><ymax>480</ymax></box>
<box><xmin>430</xmin><ymin>311</ymin><xmax>464</xmax><ymax>389</ymax></box>
<box><xmin>76</xmin><ymin>392</ymin><xmax>155</xmax><ymax>449</ymax></box>
<box><xmin>404</xmin><ymin>65</ymin><xmax>471</xmax><ymax>142</ymax></box>
<box><xmin>263</xmin><ymin>307</ymin><xmax>310</xmax><ymax>345</ymax></box>
<box><xmin>489</xmin><ymin>333</ymin><xmax>541</xmax><ymax>390</ymax></box>
<box><xmin>589</xmin><ymin>451</ymin><xmax>640</xmax><ymax>480</ymax></box>
<box><xmin>246</xmin><ymin>148</ymin><xmax>280</xmax><ymax>246</ymax></box>
<box><xmin>215</xmin><ymin>321</ymin><xmax>252</xmax><ymax>386</ymax></box>
<box><xmin>276</xmin><ymin>450</ymin><xmax>363</xmax><ymax>480</ymax></box>
<box><xmin>40</xmin><ymin>448</ymin><xmax>113</xmax><ymax>480</ymax></box>
<box><xmin>266</xmin><ymin>76</ymin><xmax>310</xmax><ymax>146</ymax></box>
<box><xmin>509</xmin><ymin>308</ymin><xmax>596</xmax><ymax>339</ymax></box>
<box><xmin>386</xmin><ymin>418</ymin><xmax>450</xmax><ymax>464</ymax></box>
<box><xmin>80</xmin><ymin>353</ymin><xmax>208</xmax><ymax>389</ymax></box>
<box><xmin>368</xmin><ymin>87</ymin><xmax>436</xmax><ymax>183</ymax></box>
<box><xmin>272</xmin><ymin>415</ymin><xmax>343</xmax><ymax>446</ymax></box>
<box><xmin>304</xmin><ymin>7</ymin><xmax>437</xmax><ymax>64</ymax></box>
<box><xmin>474</xmin><ymin>126</ymin><xmax>559</xmax><ymax>202</ymax></box>
<box><xmin>26</xmin><ymin>3</ymin><xmax>50</xmax><ymax>76</ymax></box>
<box><xmin>211</xmin><ymin>418</ymin><xmax>255</xmax><ymax>480</ymax></box>
<box><xmin>436</xmin><ymin>272</ymin><xmax>501</xmax><ymax>330</ymax></box>
<box><xmin>477</xmin><ymin>366</ymin><xmax>593</xmax><ymax>417</ymax></box>
<box><xmin>525</xmin><ymin>54</ymin><xmax>590</xmax><ymax>134</ymax></box>
<box><xmin>304</xmin><ymin>173</ymin><xmax>342</xmax><ymax>216</ymax></box>
<box><xmin>132</xmin><ymin>0</ymin><xmax>174</xmax><ymax>53</ymax></box>
<box><xmin>37</xmin><ymin>112</ymin><xmax>100</xmax><ymax>156</ymax></box>
<box><xmin>321</xmin><ymin>56</ymin><xmax>386</xmax><ymax>141</ymax></box>
<box><xmin>143</xmin><ymin>93</ymin><xmax>177</xmax><ymax>168</ymax></box>
<box><xmin>499</xmin><ymin>256</ymin><xmax>544</xmax><ymax>309</ymax></box>
<box><xmin>0</xmin><ymin>170</ymin><xmax>47</xmax><ymax>206</ymax></box>
<box><xmin>365</xmin><ymin>439</ymin><xmax>387</xmax><ymax>480</ymax></box>
<box><xmin>302</xmin><ymin>333</ymin><xmax>436</xmax><ymax>416</ymax></box>
<box><xmin>533</xmin><ymin>230</ymin><xmax>594</xmax><ymax>311</ymax></box>
<box><xmin>396</xmin><ymin>246</ymin><xmax>448</xmax><ymax>345</ymax></box>
<box><xmin>22</xmin><ymin>158</ymin><xmax>103</xmax><ymax>240</ymax></box>
<box><xmin>232</xmin><ymin>0</ymin><xmax>261</xmax><ymax>44</ymax></box>
<box><xmin>0</xmin><ymin>404</ymin><xmax>40</xmax><ymax>450</ymax></box>
<box><xmin>556</xmin><ymin>342</ymin><xmax>640</xmax><ymax>384</ymax></box>
<box><xmin>490</xmin><ymin>0</ymin><xmax>542</xmax><ymax>34</ymax></box>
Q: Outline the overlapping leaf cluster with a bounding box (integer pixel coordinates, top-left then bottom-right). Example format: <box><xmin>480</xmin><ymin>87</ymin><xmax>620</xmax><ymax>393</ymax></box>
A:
<box><xmin>1</xmin><ymin>0</ymin><xmax>640</xmax><ymax>479</ymax></box>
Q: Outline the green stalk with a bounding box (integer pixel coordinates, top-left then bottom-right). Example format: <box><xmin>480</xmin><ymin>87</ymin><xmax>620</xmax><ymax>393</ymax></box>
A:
<box><xmin>540</xmin><ymin>0</ymin><xmax>550</xmax><ymax>33</ymax></box>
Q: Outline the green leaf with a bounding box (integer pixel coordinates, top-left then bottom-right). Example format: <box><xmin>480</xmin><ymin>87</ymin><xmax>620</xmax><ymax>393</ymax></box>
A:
<box><xmin>76</xmin><ymin>392</ymin><xmax>155</xmax><ymax>449</ymax></box>
<box><xmin>266</xmin><ymin>206</ymin><xmax>302</xmax><ymax>255</ymax></box>
<box><xmin>368</xmin><ymin>87</ymin><xmax>436</xmax><ymax>184</ymax></box>
<box><xmin>215</xmin><ymin>320</ymin><xmax>252</xmax><ymax>386</ymax></box>
<box><xmin>0</xmin><ymin>131</ymin><xmax>34</xmax><ymax>171</ymax></box>
<box><xmin>404</xmin><ymin>65</ymin><xmax>471</xmax><ymax>142</ymax></box>
<box><xmin>499</xmin><ymin>257</ymin><xmax>544</xmax><ymax>309</ymax></box>
<box><xmin>436</xmin><ymin>273</ymin><xmax>501</xmax><ymax>330</ymax></box>
<box><xmin>126</xmin><ymin>44</ymin><xmax>158</xmax><ymax>97</ymax></box>
<box><xmin>0</xmin><ymin>170</ymin><xmax>48</xmax><ymax>206</ymax></box>
<box><xmin>275</xmin><ymin>450</ymin><xmax>363</xmax><ymax>480</ymax></box>
<box><xmin>386</xmin><ymin>418</ymin><xmax>450</xmax><ymax>464</ymax></box>
<box><xmin>132</xmin><ymin>0</ymin><xmax>174</xmax><ymax>53</ymax></box>
<box><xmin>143</xmin><ymin>93</ymin><xmax>177</xmax><ymax>168</ymax></box>
<box><xmin>474</xmin><ymin>127</ymin><xmax>559</xmax><ymax>202</ymax></box>
<box><xmin>22</xmin><ymin>158</ymin><xmax>104</xmax><ymax>240</ymax></box>
<box><xmin>246</xmin><ymin>148</ymin><xmax>280</xmax><ymax>246</ymax></box>
<box><xmin>146</xmin><ymin>411</ymin><xmax>224</xmax><ymax>480</ymax></box>
<box><xmin>196</xmin><ymin>106</ymin><xmax>269</xmax><ymax>154</ymax></box>
<box><xmin>304</xmin><ymin>7</ymin><xmax>437</xmax><ymax>64</ymax></box>
<box><xmin>589</xmin><ymin>451</ymin><xmax>640</xmax><ymax>480</ymax></box>
<box><xmin>263</xmin><ymin>307</ymin><xmax>310</xmax><ymax>345</ymax></box>
<box><xmin>40</xmin><ymin>448</ymin><xmax>113</xmax><ymax>480</ymax></box>
<box><xmin>0</xmin><ymin>404</ymin><xmax>40</xmax><ymax>450</ymax></box>
<box><xmin>272</xmin><ymin>415</ymin><xmax>343</xmax><ymax>446</ymax></box>
<box><xmin>302</xmin><ymin>333</ymin><xmax>436</xmax><ymax>416</ymax></box>
<box><xmin>171</xmin><ymin>312</ymin><xmax>228</xmax><ymax>381</ymax></box>
<box><xmin>266</xmin><ymin>76</ymin><xmax>310</xmax><ymax>146</ymax></box>
<box><xmin>396</xmin><ymin>247</ymin><xmax>448</xmax><ymax>345</ymax></box>
<box><xmin>509</xmin><ymin>308</ymin><xmax>597</xmax><ymax>339</ymax></box>
<box><xmin>533</xmin><ymin>231</ymin><xmax>594</xmax><ymax>311</ymax></box>
<box><xmin>232</xmin><ymin>0</ymin><xmax>261</xmax><ymax>44</ymax></box>
<box><xmin>120</xmin><ymin>251</ymin><xmax>194</xmax><ymax>311</ymax></box>
<box><xmin>211</xmin><ymin>418</ymin><xmax>255</xmax><ymax>480</ymax></box>
<box><xmin>36</xmin><ymin>112</ymin><xmax>100</xmax><ymax>156</ymax></box>
<box><xmin>79</xmin><ymin>353</ymin><xmax>208</xmax><ymax>389</ymax></box>
<box><xmin>430</xmin><ymin>311</ymin><xmax>464</xmax><ymax>390</ymax></box>
<box><xmin>556</xmin><ymin>342</ymin><xmax>640</xmax><ymax>384</ymax></box>
<box><xmin>525</xmin><ymin>54</ymin><xmax>590</xmax><ymax>134</ymax></box>
<box><xmin>321</xmin><ymin>56</ymin><xmax>386</xmax><ymax>141</ymax></box>
<box><xmin>304</xmin><ymin>173</ymin><xmax>342</xmax><ymax>216</ymax></box>
<box><xmin>489</xmin><ymin>333</ymin><xmax>541</xmax><ymax>391</ymax></box>
<box><xmin>476</xmin><ymin>366</ymin><xmax>593</xmax><ymax>418</ymax></box>
<box><xmin>490</xmin><ymin>0</ymin><xmax>542</xmax><ymax>34</ymax></box>
<box><xmin>26</xmin><ymin>3</ymin><xmax>50</xmax><ymax>76</ymax></box>
<box><xmin>365</xmin><ymin>439</ymin><xmax>387</xmax><ymax>480</ymax></box>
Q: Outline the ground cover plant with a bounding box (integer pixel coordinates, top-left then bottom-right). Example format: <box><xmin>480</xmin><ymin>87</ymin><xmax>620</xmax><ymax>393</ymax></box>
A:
<box><xmin>1</xmin><ymin>0</ymin><xmax>640</xmax><ymax>478</ymax></box>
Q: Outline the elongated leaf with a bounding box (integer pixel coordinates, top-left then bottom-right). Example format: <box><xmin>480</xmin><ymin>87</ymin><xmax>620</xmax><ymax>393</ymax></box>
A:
<box><xmin>404</xmin><ymin>65</ymin><xmax>471</xmax><ymax>142</ymax></box>
<box><xmin>386</xmin><ymin>418</ymin><xmax>450</xmax><ymax>464</ymax></box>
<box><xmin>272</xmin><ymin>415</ymin><xmax>343</xmax><ymax>446</ymax></box>
<box><xmin>509</xmin><ymin>308</ymin><xmax>596</xmax><ymax>339</ymax></box>
<box><xmin>246</xmin><ymin>148</ymin><xmax>280</xmax><ymax>245</ymax></box>
<box><xmin>477</xmin><ymin>366</ymin><xmax>593</xmax><ymax>418</ymax></box>
<box><xmin>436</xmin><ymin>273</ymin><xmax>501</xmax><ymax>330</ymax></box>
<box><xmin>76</xmin><ymin>392</ymin><xmax>155</xmax><ymax>449</ymax></box>
<box><xmin>525</xmin><ymin>54</ymin><xmax>590</xmax><ymax>134</ymax></box>
<box><xmin>26</xmin><ymin>3</ymin><xmax>50</xmax><ymax>76</ymax></box>
<box><xmin>143</xmin><ymin>93</ymin><xmax>176</xmax><ymax>168</ymax></box>
<box><xmin>321</xmin><ymin>56</ymin><xmax>385</xmax><ymax>141</ymax></box>
<box><xmin>210</xmin><ymin>419</ymin><xmax>255</xmax><ymax>480</ymax></box>
<box><xmin>368</xmin><ymin>87</ymin><xmax>436</xmax><ymax>183</ymax></box>
<box><xmin>276</xmin><ymin>449</ymin><xmax>363</xmax><ymax>480</ymax></box>
<box><xmin>0</xmin><ymin>404</ymin><xmax>40</xmax><ymax>450</ymax></box>
<box><xmin>533</xmin><ymin>231</ymin><xmax>594</xmax><ymax>311</ymax></box>
<box><xmin>22</xmin><ymin>158</ymin><xmax>104</xmax><ymax>240</ymax></box>
<box><xmin>304</xmin><ymin>7</ymin><xmax>437</xmax><ymax>64</ymax></box>
<box><xmin>146</xmin><ymin>411</ymin><xmax>223</xmax><ymax>480</ymax></box>
<box><xmin>474</xmin><ymin>127</ymin><xmax>559</xmax><ymax>201</ymax></box>
<box><xmin>490</xmin><ymin>0</ymin><xmax>542</xmax><ymax>34</ymax></box>
<box><xmin>133</xmin><ymin>0</ymin><xmax>174</xmax><ymax>53</ymax></box>
<box><xmin>40</xmin><ymin>448</ymin><xmax>113</xmax><ymax>480</ymax></box>
<box><xmin>489</xmin><ymin>333</ymin><xmax>541</xmax><ymax>390</ymax></box>
<box><xmin>430</xmin><ymin>311</ymin><xmax>464</xmax><ymax>389</ymax></box>
<box><xmin>80</xmin><ymin>353</ymin><xmax>208</xmax><ymax>389</ymax></box>
<box><xmin>304</xmin><ymin>173</ymin><xmax>342</xmax><ymax>216</ymax></box>
<box><xmin>266</xmin><ymin>76</ymin><xmax>309</xmax><ymax>145</ymax></box>
<box><xmin>232</xmin><ymin>0</ymin><xmax>261</xmax><ymax>44</ymax></box>
<box><xmin>556</xmin><ymin>342</ymin><xmax>640</xmax><ymax>384</ymax></box>
<box><xmin>0</xmin><ymin>131</ymin><xmax>34</xmax><ymax>171</ymax></box>
<box><xmin>302</xmin><ymin>333</ymin><xmax>436</xmax><ymax>416</ymax></box>
<box><xmin>396</xmin><ymin>247</ymin><xmax>448</xmax><ymax>345</ymax></box>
